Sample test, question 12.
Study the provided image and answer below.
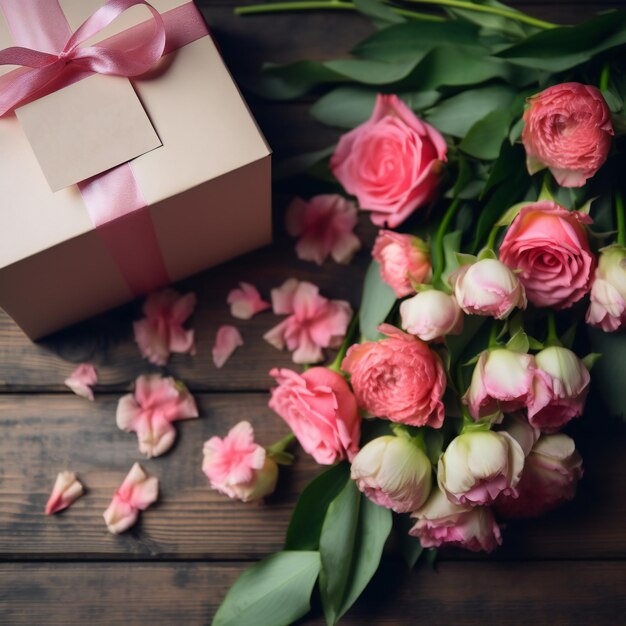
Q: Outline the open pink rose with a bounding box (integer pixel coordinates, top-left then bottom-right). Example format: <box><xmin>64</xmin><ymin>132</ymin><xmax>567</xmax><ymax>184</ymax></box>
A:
<box><xmin>264</xmin><ymin>279</ymin><xmax>352</xmax><ymax>364</ymax></box>
<box><xmin>45</xmin><ymin>471</ymin><xmax>84</xmax><ymax>515</ymax></box>
<box><xmin>268</xmin><ymin>367</ymin><xmax>360</xmax><ymax>465</ymax></box>
<box><xmin>586</xmin><ymin>245</ymin><xmax>626</xmax><ymax>332</ymax></box>
<box><xmin>499</xmin><ymin>201</ymin><xmax>595</xmax><ymax>309</ymax></box>
<box><xmin>330</xmin><ymin>94</ymin><xmax>447</xmax><ymax>228</ymax></box>
<box><xmin>133</xmin><ymin>288</ymin><xmax>197</xmax><ymax>366</ymax></box>
<box><xmin>495</xmin><ymin>433</ymin><xmax>583</xmax><ymax>519</ymax></box>
<box><xmin>372</xmin><ymin>230</ymin><xmax>431</xmax><ymax>297</ymax></box>
<box><xmin>64</xmin><ymin>363</ymin><xmax>98</xmax><ymax>401</ymax></box>
<box><xmin>529</xmin><ymin>346</ymin><xmax>590</xmax><ymax>432</ymax></box>
<box><xmin>227</xmin><ymin>282</ymin><xmax>270</xmax><ymax>320</ymax></box>
<box><xmin>522</xmin><ymin>82</ymin><xmax>613</xmax><ymax>187</ymax></box>
<box><xmin>410</xmin><ymin>488</ymin><xmax>502</xmax><ymax>553</ymax></box>
<box><xmin>116</xmin><ymin>374</ymin><xmax>199</xmax><ymax>458</ymax></box>
<box><xmin>203</xmin><ymin>421</ymin><xmax>278</xmax><ymax>502</ymax></box>
<box><xmin>286</xmin><ymin>195</ymin><xmax>361</xmax><ymax>265</ymax></box>
<box><xmin>103</xmin><ymin>463</ymin><xmax>159</xmax><ymax>534</ymax></box>
<box><xmin>451</xmin><ymin>258</ymin><xmax>526</xmax><ymax>319</ymax></box>
<box><xmin>400</xmin><ymin>289</ymin><xmax>463</xmax><ymax>342</ymax></box>
<box><xmin>342</xmin><ymin>324</ymin><xmax>445</xmax><ymax>428</ymax></box>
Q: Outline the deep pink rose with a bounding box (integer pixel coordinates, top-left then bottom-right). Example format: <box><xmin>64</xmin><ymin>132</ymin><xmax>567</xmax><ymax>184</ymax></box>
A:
<box><xmin>522</xmin><ymin>82</ymin><xmax>613</xmax><ymax>187</ymax></box>
<box><xmin>372</xmin><ymin>230</ymin><xmax>431</xmax><ymax>297</ymax></box>
<box><xmin>410</xmin><ymin>488</ymin><xmax>502</xmax><ymax>553</ymax></box>
<box><xmin>330</xmin><ymin>94</ymin><xmax>447</xmax><ymax>228</ymax></box>
<box><xmin>494</xmin><ymin>433</ymin><xmax>583</xmax><ymax>519</ymax></box>
<box><xmin>268</xmin><ymin>367</ymin><xmax>360</xmax><ymax>465</ymax></box>
<box><xmin>341</xmin><ymin>324</ymin><xmax>445</xmax><ymax>428</ymax></box>
<box><xmin>499</xmin><ymin>201</ymin><xmax>596</xmax><ymax>309</ymax></box>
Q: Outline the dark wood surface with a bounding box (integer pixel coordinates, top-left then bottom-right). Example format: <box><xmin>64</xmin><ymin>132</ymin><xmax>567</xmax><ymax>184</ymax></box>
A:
<box><xmin>2</xmin><ymin>2</ymin><xmax>626</xmax><ymax>625</ymax></box>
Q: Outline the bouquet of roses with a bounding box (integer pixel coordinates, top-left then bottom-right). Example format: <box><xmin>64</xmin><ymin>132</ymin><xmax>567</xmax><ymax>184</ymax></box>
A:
<box><xmin>210</xmin><ymin>1</ymin><xmax>626</xmax><ymax>624</ymax></box>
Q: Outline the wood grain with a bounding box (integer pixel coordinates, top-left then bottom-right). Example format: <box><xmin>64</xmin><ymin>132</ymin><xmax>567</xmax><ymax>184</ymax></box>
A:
<box><xmin>1</xmin><ymin>560</ymin><xmax>625</xmax><ymax>625</ymax></box>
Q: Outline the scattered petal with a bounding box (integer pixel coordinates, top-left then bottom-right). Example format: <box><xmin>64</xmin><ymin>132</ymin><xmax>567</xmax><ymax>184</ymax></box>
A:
<box><xmin>227</xmin><ymin>282</ymin><xmax>271</xmax><ymax>320</ymax></box>
<box><xmin>133</xmin><ymin>288</ymin><xmax>197</xmax><ymax>366</ymax></box>
<box><xmin>264</xmin><ymin>279</ymin><xmax>352</xmax><ymax>364</ymax></box>
<box><xmin>64</xmin><ymin>364</ymin><xmax>98</xmax><ymax>401</ymax></box>
<box><xmin>286</xmin><ymin>195</ymin><xmax>361</xmax><ymax>266</ymax></box>
<box><xmin>116</xmin><ymin>374</ymin><xmax>199</xmax><ymax>458</ymax></box>
<box><xmin>213</xmin><ymin>326</ymin><xmax>244</xmax><ymax>368</ymax></box>
<box><xmin>45</xmin><ymin>471</ymin><xmax>84</xmax><ymax>515</ymax></box>
<box><xmin>103</xmin><ymin>463</ymin><xmax>159</xmax><ymax>534</ymax></box>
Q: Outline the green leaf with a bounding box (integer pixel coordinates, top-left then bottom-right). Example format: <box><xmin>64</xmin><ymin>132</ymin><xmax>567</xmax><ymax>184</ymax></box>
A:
<box><xmin>425</xmin><ymin>85</ymin><xmax>515</xmax><ymax>137</ymax></box>
<box><xmin>506</xmin><ymin>328</ymin><xmax>530</xmax><ymax>353</ymax></box>
<box><xmin>587</xmin><ymin>327</ymin><xmax>626</xmax><ymax>419</ymax></box>
<box><xmin>582</xmin><ymin>352</ymin><xmax>602</xmax><ymax>371</ymax></box>
<box><xmin>359</xmin><ymin>260</ymin><xmax>397</xmax><ymax>341</ymax></box>
<box><xmin>273</xmin><ymin>145</ymin><xmax>335</xmax><ymax>181</ymax></box>
<box><xmin>319</xmin><ymin>481</ymin><xmax>392</xmax><ymax>624</ymax></box>
<box><xmin>394</xmin><ymin>514</ymin><xmax>423</xmax><ymax>568</ymax></box>
<box><xmin>212</xmin><ymin>551</ymin><xmax>320</xmax><ymax>626</ymax></box>
<box><xmin>285</xmin><ymin>462</ymin><xmax>351</xmax><ymax>551</ymax></box>
<box><xmin>496</xmin><ymin>11</ymin><xmax>626</xmax><ymax>71</ymax></box>
<box><xmin>324</xmin><ymin>58</ymin><xmax>420</xmax><ymax>85</ymax></box>
<box><xmin>440</xmin><ymin>230</ymin><xmax>463</xmax><ymax>288</ymax></box>
<box><xmin>445</xmin><ymin>315</ymin><xmax>488</xmax><ymax>367</ymax></box>
<box><xmin>254</xmin><ymin>61</ymin><xmax>345</xmax><ymax>100</ymax></box>
<box><xmin>459</xmin><ymin>108</ymin><xmax>512</xmax><ymax>160</ymax></box>
<box><xmin>496</xmin><ymin>201</ymin><xmax>533</xmax><ymax>226</ymax></box>
<box><xmin>353</xmin><ymin>0</ymin><xmax>405</xmax><ymax>26</ymax></box>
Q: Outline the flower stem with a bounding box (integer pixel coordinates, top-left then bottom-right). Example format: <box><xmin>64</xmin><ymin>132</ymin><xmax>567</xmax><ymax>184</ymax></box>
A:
<box><xmin>267</xmin><ymin>432</ymin><xmax>296</xmax><ymax>454</ymax></box>
<box><xmin>402</xmin><ymin>0</ymin><xmax>557</xmax><ymax>29</ymax></box>
<box><xmin>329</xmin><ymin>312</ymin><xmax>360</xmax><ymax>373</ymax></box>
<box><xmin>600</xmin><ymin>64</ymin><xmax>611</xmax><ymax>93</ymax></box>
<box><xmin>432</xmin><ymin>196</ymin><xmax>461</xmax><ymax>287</ymax></box>
<box><xmin>235</xmin><ymin>0</ymin><xmax>444</xmax><ymax>21</ymax></box>
<box><xmin>488</xmin><ymin>321</ymin><xmax>500</xmax><ymax>348</ymax></box>
<box><xmin>545</xmin><ymin>311</ymin><xmax>561</xmax><ymax>347</ymax></box>
<box><xmin>485</xmin><ymin>223</ymin><xmax>500</xmax><ymax>251</ymax></box>
<box><xmin>266</xmin><ymin>432</ymin><xmax>297</xmax><ymax>464</ymax></box>
<box><xmin>617</xmin><ymin>190</ymin><xmax>626</xmax><ymax>247</ymax></box>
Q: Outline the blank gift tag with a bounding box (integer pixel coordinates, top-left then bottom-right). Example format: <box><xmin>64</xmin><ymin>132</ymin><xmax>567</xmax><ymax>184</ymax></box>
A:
<box><xmin>16</xmin><ymin>74</ymin><xmax>162</xmax><ymax>192</ymax></box>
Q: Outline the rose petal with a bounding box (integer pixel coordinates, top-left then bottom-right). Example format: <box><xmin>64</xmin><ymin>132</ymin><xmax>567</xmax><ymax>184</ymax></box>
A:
<box><xmin>64</xmin><ymin>364</ymin><xmax>98</xmax><ymax>401</ymax></box>
<box><xmin>227</xmin><ymin>282</ymin><xmax>271</xmax><ymax>320</ymax></box>
<box><xmin>45</xmin><ymin>471</ymin><xmax>84</xmax><ymax>515</ymax></box>
<box><xmin>212</xmin><ymin>325</ymin><xmax>244</xmax><ymax>369</ymax></box>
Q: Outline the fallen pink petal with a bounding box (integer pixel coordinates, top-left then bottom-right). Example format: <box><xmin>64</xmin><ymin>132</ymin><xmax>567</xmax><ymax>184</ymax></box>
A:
<box><xmin>133</xmin><ymin>288</ymin><xmax>197</xmax><ymax>366</ymax></box>
<box><xmin>285</xmin><ymin>195</ymin><xmax>361</xmax><ymax>266</ymax></box>
<box><xmin>64</xmin><ymin>364</ymin><xmax>98</xmax><ymax>401</ymax></box>
<box><xmin>103</xmin><ymin>463</ymin><xmax>159</xmax><ymax>535</ymax></box>
<box><xmin>227</xmin><ymin>282</ymin><xmax>271</xmax><ymax>320</ymax></box>
<box><xmin>213</xmin><ymin>325</ymin><xmax>244</xmax><ymax>368</ymax></box>
<box><xmin>45</xmin><ymin>471</ymin><xmax>84</xmax><ymax>515</ymax></box>
<box><xmin>116</xmin><ymin>374</ymin><xmax>199</xmax><ymax>458</ymax></box>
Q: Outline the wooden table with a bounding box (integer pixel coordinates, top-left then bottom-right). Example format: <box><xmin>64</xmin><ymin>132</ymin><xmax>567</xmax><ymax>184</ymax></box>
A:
<box><xmin>1</xmin><ymin>1</ymin><xmax>626</xmax><ymax>624</ymax></box>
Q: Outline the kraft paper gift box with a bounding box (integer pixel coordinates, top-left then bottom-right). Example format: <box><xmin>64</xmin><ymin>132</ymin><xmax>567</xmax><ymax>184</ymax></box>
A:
<box><xmin>0</xmin><ymin>0</ymin><xmax>271</xmax><ymax>339</ymax></box>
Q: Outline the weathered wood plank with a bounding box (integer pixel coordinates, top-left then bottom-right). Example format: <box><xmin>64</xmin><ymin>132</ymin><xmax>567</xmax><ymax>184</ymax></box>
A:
<box><xmin>0</xmin><ymin>393</ymin><xmax>624</xmax><ymax>559</ymax></box>
<box><xmin>1</xmin><ymin>560</ymin><xmax>625</xmax><ymax>625</ymax></box>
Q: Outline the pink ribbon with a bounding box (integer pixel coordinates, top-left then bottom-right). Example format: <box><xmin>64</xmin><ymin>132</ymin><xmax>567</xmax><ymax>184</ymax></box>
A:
<box><xmin>0</xmin><ymin>0</ymin><xmax>168</xmax><ymax>116</ymax></box>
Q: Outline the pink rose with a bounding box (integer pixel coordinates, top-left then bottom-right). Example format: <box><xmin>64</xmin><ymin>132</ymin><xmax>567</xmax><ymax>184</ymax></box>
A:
<box><xmin>451</xmin><ymin>258</ymin><xmax>526</xmax><ymax>319</ymax></box>
<box><xmin>268</xmin><ymin>367</ymin><xmax>360</xmax><ymax>465</ymax></box>
<box><xmin>463</xmin><ymin>349</ymin><xmax>549</xmax><ymax>421</ymax></box>
<box><xmin>586</xmin><ymin>245</ymin><xmax>626</xmax><ymax>332</ymax></box>
<box><xmin>438</xmin><ymin>430</ymin><xmax>525</xmax><ymax>506</ymax></box>
<box><xmin>499</xmin><ymin>201</ymin><xmax>596</xmax><ymax>309</ymax></box>
<box><xmin>400</xmin><ymin>290</ymin><xmax>463</xmax><ymax>342</ymax></box>
<box><xmin>529</xmin><ymin>346</ymin><xmax>590</xmax><ymax>432</ymax></box>
<box><xmin>342</xmin><ymin>324</ymin><xmax>445</xmax><ymax>428</ymax></box>
<box><xmin>522</xmin><ymin>82</ymin><xmax>613</xmax><ymax>187</ymax></box>
<box><xmin>372</xmin><ymin>230</ymin><xmax>431</xmax><ymax>297</ymax></box>
<box><xmin>409</xmin><ymin>488</ymin><xmax>502</xmax><ymax>553</ymax></box>
<box><xmin>494</xmin><ymin>433</ymin><xmax>583</xmax><ymax>519</ymax></box>
<box><xmin>330</xmin><ymin>94</ymin><xmax>447</xmax><ymax>228</ymax></box>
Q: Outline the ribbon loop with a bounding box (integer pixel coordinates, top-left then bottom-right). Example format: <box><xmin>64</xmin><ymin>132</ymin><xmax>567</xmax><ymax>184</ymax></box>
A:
<box><xmin>0</xmin><ymin>0</ymin><xmax>166</xmax><ymax>116</ymax></box>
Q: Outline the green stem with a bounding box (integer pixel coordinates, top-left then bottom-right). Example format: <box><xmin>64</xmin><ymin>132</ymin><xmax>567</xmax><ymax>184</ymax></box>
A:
<box><xmin>485</xmin><ymin>223</ymin><xmax>500</xmax><ymax>251</ymax></box>
<box><xmin>267</xmin><ymin>432</ymin><xmax>296</xmax><ymax>454</ymax></box>
<box><xmin>617</xmin><ymin>191</ymin><xmax>626</xmax><ymax>247</ymax></box>
<box><xmin>235</xmin><ymin>0</ymin><xmax>443</xmax><ymax>20</ymax></box>
<box><xmin>401</xmin><ymin>0</ymin><xmax>556</xmax><ymax>29</ymax></box>
<box><xmin>432</xmin><ymin>196</ymin><xmax>461</xmax><ymax>287</ymax></box>
<box><xmin>488</xmin><ymin>321</ymin><xmax>500</xmax><ymax>348</ymax></box>
<box><xmin>600</xmin><ymin>64</ymin><xmax>611</xmax><ymax>93</ymax></box>
<box><xmin>329</xmin><ymin>312</ymin><xmax>360</xmax><ymax>372</ymax></box>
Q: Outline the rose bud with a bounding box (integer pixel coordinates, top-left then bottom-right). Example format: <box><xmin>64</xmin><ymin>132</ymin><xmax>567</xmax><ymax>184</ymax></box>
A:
<box><xmin>586</xmin><ymin>245</ymin><xmax>626</xmax><ymax>332</ymax></box>
<box><xmin>331</xmin><ymin>94</ymin><xmax>447</xmax><ymax>228</ymax></box>
<box><xmin>451</xmin><ymin>258</ymin><xmax>526</xmax><ymax>319</ymax></box>
<box><xmin>268</xmin><ymin>367</ymin><xmax>360</xmax><ymax>465</ymax></box>
<box><xmin>350</xmin><ymin>433</ymin><xmax>432</xmax><ymax>513</ymax></box>
<box><xmin>409</xmin><ymin>488</ymin><xmax>502</xmax><ymax>553</ymax></box>
<box><xmin>400</xmin><ymin>290</ymin><xmax>463</xmax><ymax>342</ymax></box>
<box><xmin>342</xmin><ymin>324</ymin><xmax>446</xmax><ymax>428</ymax></box>
<box><xmin>372</xmin><ymin>230</ymin><xmax>431</xmax><ymax>298</ymax></box>
<box><xmin>494</xmin><ymin>433</ymin><xmax>583</xmax><ymax>519</ymax></box>
<box><xmin>438</xmin><ymin>430</ymin><xmax>524</xmax><ymax>506</ymax></box>
<box><xmin>463</xmin><ymin>348</ymin><xmax>544</xmax><ymax>421</ymax></box>
<box><xmin>499</xmin><ymin>201</ymin><xmax>595</xmax><ymax>310</ymax></box>
<box><xmin>522</xmin><ymin>82</ymin><xmax>613</xmax><ymax>188</ymax></box>
<box><xmin>203</xmin><ymin>421</ymin><xmax>278</xmax><ymax>503</ymax></box>
<box><xmin>528</xmin><ymin>346</ymin><xmax>590</xmax><ymax>432</ymax></box>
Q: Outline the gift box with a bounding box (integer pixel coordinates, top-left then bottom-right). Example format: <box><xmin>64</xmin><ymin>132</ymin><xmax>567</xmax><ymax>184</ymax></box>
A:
<box><xmin>0</xmin><ymin>0</ymin><xmax>272</xmax><ymax>339</ymax></box>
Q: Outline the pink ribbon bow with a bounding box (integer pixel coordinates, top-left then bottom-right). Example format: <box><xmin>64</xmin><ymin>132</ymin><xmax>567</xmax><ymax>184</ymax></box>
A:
<box><xmin>0</xmin><ymin>0</ymin><xmax>166</xmax><ymax>117</ymax></box>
